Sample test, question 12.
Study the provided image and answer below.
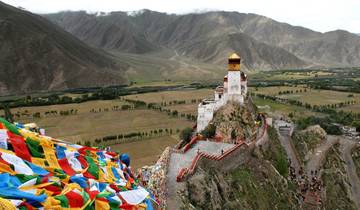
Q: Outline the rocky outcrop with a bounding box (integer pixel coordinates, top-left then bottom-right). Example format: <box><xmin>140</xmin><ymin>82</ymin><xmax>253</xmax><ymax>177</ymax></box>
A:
<box><xmin>210</xmin><ymin>102</ymin><xmax>256</xmax><ymax>143</ymax></box>
<box><xmin>291</xmin><ymin>125</ymin><xmax>326</xmax><ymax>162</ymax></box>
<box><xmin>181</xmin><ymin>157</ymin><xmax>300</xmax><ymax>209</ymax></box>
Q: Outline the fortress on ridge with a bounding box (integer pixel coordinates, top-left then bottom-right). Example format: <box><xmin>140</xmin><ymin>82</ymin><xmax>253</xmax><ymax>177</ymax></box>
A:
<box><xmin>197</xmin><ymin>53</ymin><xmax>248</xmax><ymax>132</ymax></box>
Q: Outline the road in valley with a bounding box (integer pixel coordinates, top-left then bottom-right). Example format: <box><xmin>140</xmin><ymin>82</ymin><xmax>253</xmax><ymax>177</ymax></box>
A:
<box><xmin>275</xmin><ymin>120</ymin><xmax>301</xmax><ymax>173</ymax></box>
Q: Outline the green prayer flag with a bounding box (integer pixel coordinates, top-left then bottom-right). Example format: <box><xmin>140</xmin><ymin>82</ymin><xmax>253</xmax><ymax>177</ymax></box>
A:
<box><xmin>85</xmin><ymin>156</ymin><xmax>99</xmax><ymax>179</ymax></box>
<box><xmin>0</xmin><ymin>117</ymin><xmax>20</xmax><ymax>135</ymax></box>
<box><xmin>54</xmin><ymin>194</ymin><xmax>69</xmax><ymax>208</ymax></box>
<box><xmin>25</xmin><ymin>137</ymin><xmax>45</xmax><ymax>158</ymax></box>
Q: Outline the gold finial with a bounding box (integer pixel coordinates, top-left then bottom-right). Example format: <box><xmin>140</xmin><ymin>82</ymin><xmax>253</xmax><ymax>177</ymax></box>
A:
<box><xmin>228</xmin><ymin>53</ymin><xmax>241</xmax><ymax>71</ymax></box>
<box><xmin>229</xmin><ymin>53</ymin><xmax>240</xmax><ymax>59</ymax></box>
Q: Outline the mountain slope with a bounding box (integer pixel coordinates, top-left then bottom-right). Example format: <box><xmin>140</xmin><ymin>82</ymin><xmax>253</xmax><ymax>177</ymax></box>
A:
<box><xmin>45</xmin><ymin>10</ymin><xmax>360</xmax><ymax>68</ymax></box>
<box><xmin>46</xmin><ymin>11</ymin><xmax>161</xmax><ymax>54</ymax></box>
<box><xmin>0</xmin><ymin>2</ymin><xmax>128</xmax><ymax>95</ymax></box>
<box><xmin>44</xmin><ymin>11</ymin><xmax>309</xmax><ymax>70</ymax></box>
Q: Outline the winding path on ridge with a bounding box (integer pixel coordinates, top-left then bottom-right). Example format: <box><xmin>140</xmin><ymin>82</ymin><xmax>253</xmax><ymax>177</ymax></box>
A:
<box><xmin>166</xmin><ymin>118</ymin><xmax>267</xmax><ymax>209</ymax></box>
<box><xmin>340</xmin><ymin>138</ymin><xmax>360</xmax><ymax>209</ymax></box>
<box><xmin>275</xmin><ymin>123</ymin><xmax>360</xmax><ymax>208</ymax></box>
<box><xmin>305</xmin><ymin>135</ymin><xmax>339</xmax><ymax>177</ymax></box>
<box><xmin>166</xmin><ymin>141</ymin><xmax>234</xmax><ymax>210</ymax></box>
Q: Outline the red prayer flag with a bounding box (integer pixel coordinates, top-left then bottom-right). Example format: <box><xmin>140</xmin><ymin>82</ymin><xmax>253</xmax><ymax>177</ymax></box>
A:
<box><xmin>65</xmin><ymin>191</ymin><xmax>84</xmax><ymax>208</ymax></box>
<box><xmin>7</xmin><ymin>132</ymin><xmax>32</xmax><ymax>162</ymax></box>
<box><xmin>58</xmin><ymin>158</ymin><xmax>76</xmax><ymax>176</ymax></box>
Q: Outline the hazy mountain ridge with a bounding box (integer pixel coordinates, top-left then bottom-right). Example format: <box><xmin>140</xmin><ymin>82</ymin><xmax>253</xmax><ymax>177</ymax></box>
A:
<box><xmin>44</xmin><ymin>11</ymin><xmax>308</xmax><ymax>70</ymax></box>
<box><xmin>45</xmin><ymin>10</ymin><xmax>360</xmax><ymax>68</ymax></box>
<box><xmin>0</xmin><ymin>2</ymin><xmax>128</xmax><ymax>95</ymax></box>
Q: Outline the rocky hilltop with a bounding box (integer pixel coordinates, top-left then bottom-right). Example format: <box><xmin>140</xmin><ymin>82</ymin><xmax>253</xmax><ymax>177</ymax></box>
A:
<box><xmin>210</xmin><ymin>102</ymin><xmax>256</xmax><ymax>142</ymax></box>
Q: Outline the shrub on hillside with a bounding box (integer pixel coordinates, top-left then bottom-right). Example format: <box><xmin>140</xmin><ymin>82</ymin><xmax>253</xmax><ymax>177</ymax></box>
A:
<box><xmin>201</xmin><ymin>124</ymin><xmax>216</xmax><ymax>138</ymax></box>
<box><xmin>180</xmin><ymin>127</ymin><xmax>193</xmax><ymax>143</ymax></box>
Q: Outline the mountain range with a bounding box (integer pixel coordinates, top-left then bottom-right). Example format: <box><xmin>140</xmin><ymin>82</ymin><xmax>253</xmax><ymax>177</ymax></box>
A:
<box><xmin>0</xmin><ymin>2</ymin><xmax>127</xmax><ymax>95</ymax></box>
<box><xmin>1</xmin><ymin>0</ymin><xmax>360</xmax><ymax>95</ymax></box>
<box><xmin>45</xmin><ymin>10</ymin><xmax>360</xmax><ymax>69</ymax></box>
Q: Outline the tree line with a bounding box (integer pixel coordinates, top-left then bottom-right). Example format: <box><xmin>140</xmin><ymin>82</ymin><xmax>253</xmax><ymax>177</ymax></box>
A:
<box><xmin>253</xmin><ymin>93</ymin><xmax>360</xmax><ymax>131</ymax></box>
<box><xmin>81</xmin><ymin>128</ymin><xmax>181</xmax><ymax>147</ymax></box>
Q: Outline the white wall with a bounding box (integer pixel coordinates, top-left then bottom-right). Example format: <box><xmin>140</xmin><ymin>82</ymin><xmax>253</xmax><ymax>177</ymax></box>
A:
<box><xmin>228</xmin><ymin>71</ymin><xmax>241</xmax><ymax>96</ymax></box>
<box><xmin>197</xmin><ymin>102</ymin><xmax>215</xmax><ymax>132</ymax></box>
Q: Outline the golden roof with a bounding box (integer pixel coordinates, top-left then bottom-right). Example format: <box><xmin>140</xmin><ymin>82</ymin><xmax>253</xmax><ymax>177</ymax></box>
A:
<box><xmin>229</xmin><ymin>53</ymin><xmax>240</xmax><ymax>59</ymax></box>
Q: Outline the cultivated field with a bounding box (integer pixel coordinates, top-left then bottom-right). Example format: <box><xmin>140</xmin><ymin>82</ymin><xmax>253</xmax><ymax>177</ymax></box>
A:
<box><xmin>278</xmin><ymin>89</ymin><xmax>360</xmax><ymax>106</ymax></box>
<box><xmin>0</xmin><ymin>99</ymin><xmax>129</xmax><ymax>115</ymax></box>
<box><xmin>253</xmin><ymin>97</ymin><xmax>317</xmax><ymax>118</ymax></box>
<box><xmin>123</xmin><ymin>89</ymin><xmax>213</xmax><ymax>104</ymax></box>
<box><xmin>340</xmin><ymin>104</ymin><xmax>360</xmax><ymax>113</ymax></box>
<box><xmin>168</xmin><ymin>104</ymin><xmax>199</xmax><ymax>115</ymax></box>
<box><xmin>252</xmin><ymin>86</ymin><xmax>360</xmax><ymax>109</ymax></box>
<box><xmin>1</xmin><ymin>81</ymin><xmax>358</xmax><ymax>169</ymax></box>
<box><xmin>110</xmin><ymin>135</ymin><xmax>179</xmax><ymax>170</ymax></box>
<box><xmin>31</xmin><ymin>109</ymin><xmax>191</xmax><ymax>143</ymax></box>
<box><xmin>250</xmin><ymin>86</ymin><xmax>307</xmax><ymax>96</ymax></box>
<box><xmin>0</xmin><ymin>99</ymin><xmax>193</xmax><ymax>143</ymax></box>
<box><xmin>251</xmin><ymin>71</ymin><xmax>334</xmax><ymax>81</ymax></box>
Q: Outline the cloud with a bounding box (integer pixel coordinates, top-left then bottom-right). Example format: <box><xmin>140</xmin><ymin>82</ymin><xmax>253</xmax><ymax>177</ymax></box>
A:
<box><xmin>2</xmin><ymin>0</ymin><xmax>360</xmax><ymax>33</ymax></box>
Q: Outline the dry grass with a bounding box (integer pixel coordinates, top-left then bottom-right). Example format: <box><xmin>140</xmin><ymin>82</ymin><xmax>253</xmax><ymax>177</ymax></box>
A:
<box><xmin>0</xmin><ymin>98</ymin><xmax>195</xmax><ymax>169</ymax></box>
<box><xmin>168</xmin><ymin>104</ymin><xmax>199</xmax><ymax>115</ymax></box>
<box><xmin>110</xmin><ymin>135</ymin><xmax>178</xmax><ymax>170</ymax></box>
<box><xmin>32</xmin><ymin>109</ymin><xmax>192</xmax><ymax>143</ymax></box>
<box><xmin>0</xmin><ymin>99</ymin><xmax>193</xmax><ymax>143</ymax></box>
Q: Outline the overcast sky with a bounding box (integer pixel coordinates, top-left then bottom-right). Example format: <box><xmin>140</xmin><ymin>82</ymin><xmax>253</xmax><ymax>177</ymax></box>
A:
<box><xmin>2</xmin><ymin>0</ymin><xmax>360</xmax><ymax>33</ymax></box>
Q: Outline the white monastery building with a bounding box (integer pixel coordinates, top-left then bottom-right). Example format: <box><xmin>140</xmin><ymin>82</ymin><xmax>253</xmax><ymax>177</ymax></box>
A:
<box><xmin>197</xmin><ymin>53</ymin><xmax>248</xmax><ymax>132</ymax></box>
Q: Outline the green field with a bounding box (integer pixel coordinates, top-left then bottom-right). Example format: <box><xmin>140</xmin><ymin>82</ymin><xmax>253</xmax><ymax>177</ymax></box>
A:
<box><xmin>252</xmin><ymin>86</ymin><xmax>360</xmax><ymax>112</ymax></box>
<box><xmin>250</xmin><ymin>86</ymin><xmax>308</xmax><ymax>96</ymax></box>
<box><xmin>252</xmin><ymin>97</ymin><xmax>317</xmax><ymax>118</ymax></box>
<box><xmin>278</xmin><ymin>89</ymin><xmax>359</xmax><ymax>106</ymax></box>
<box><xmin>250</xmin><ymin>70</ymin><xmax>334</xmax><ymax>81</ymax></box>
<box><xmin>124</xmin><ymin>89</ymin><xmax>213</xmax><ymax>104</ymax></box>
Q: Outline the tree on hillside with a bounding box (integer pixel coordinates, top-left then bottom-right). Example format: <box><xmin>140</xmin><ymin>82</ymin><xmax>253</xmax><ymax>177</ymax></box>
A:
<box><xmin>201</xmin><ymin>124</ymin><xmax>216</xmax><ymax>138</ymax></box>
<box><xmin>180</xmin><ymin>127</ymin><xmax>193</xmax><ymax>143</ymax></box>
<box><xmin>231</xmin><ymin>129</ymin><xmax>237</xmax><ymax>140</ymax></box>
<box><xmin>352</xmin><ymin>121</ymin><xmax>360</xmax><ymax>132</ymax></box>
<box><xmin>2</xmin><ymin>103</ymin><xmax>14</xmax><ymax>123</ymax></box>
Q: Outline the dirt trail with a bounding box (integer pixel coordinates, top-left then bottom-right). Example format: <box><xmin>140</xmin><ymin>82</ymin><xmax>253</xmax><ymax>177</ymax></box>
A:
<box><xmin>340</xmin><ymin>138</ymin><xmax>360</xmax><ymax>209</ymax></box>
<box><xmin>305</xmin><ymin>135</ymin><xmax>339</xmax><ymax>177</ymax></box>
<box><xmin>275</xmin><ymin>120</ymin><xmax>300</xmax><ymax>172</ymax></box>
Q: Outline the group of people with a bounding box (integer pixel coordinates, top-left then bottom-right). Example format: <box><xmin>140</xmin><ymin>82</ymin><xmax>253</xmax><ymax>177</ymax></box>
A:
<box><xmin>288</xmin><ymin>159</ymin><xmax>323</xmax><ymax>205</ymax></box>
